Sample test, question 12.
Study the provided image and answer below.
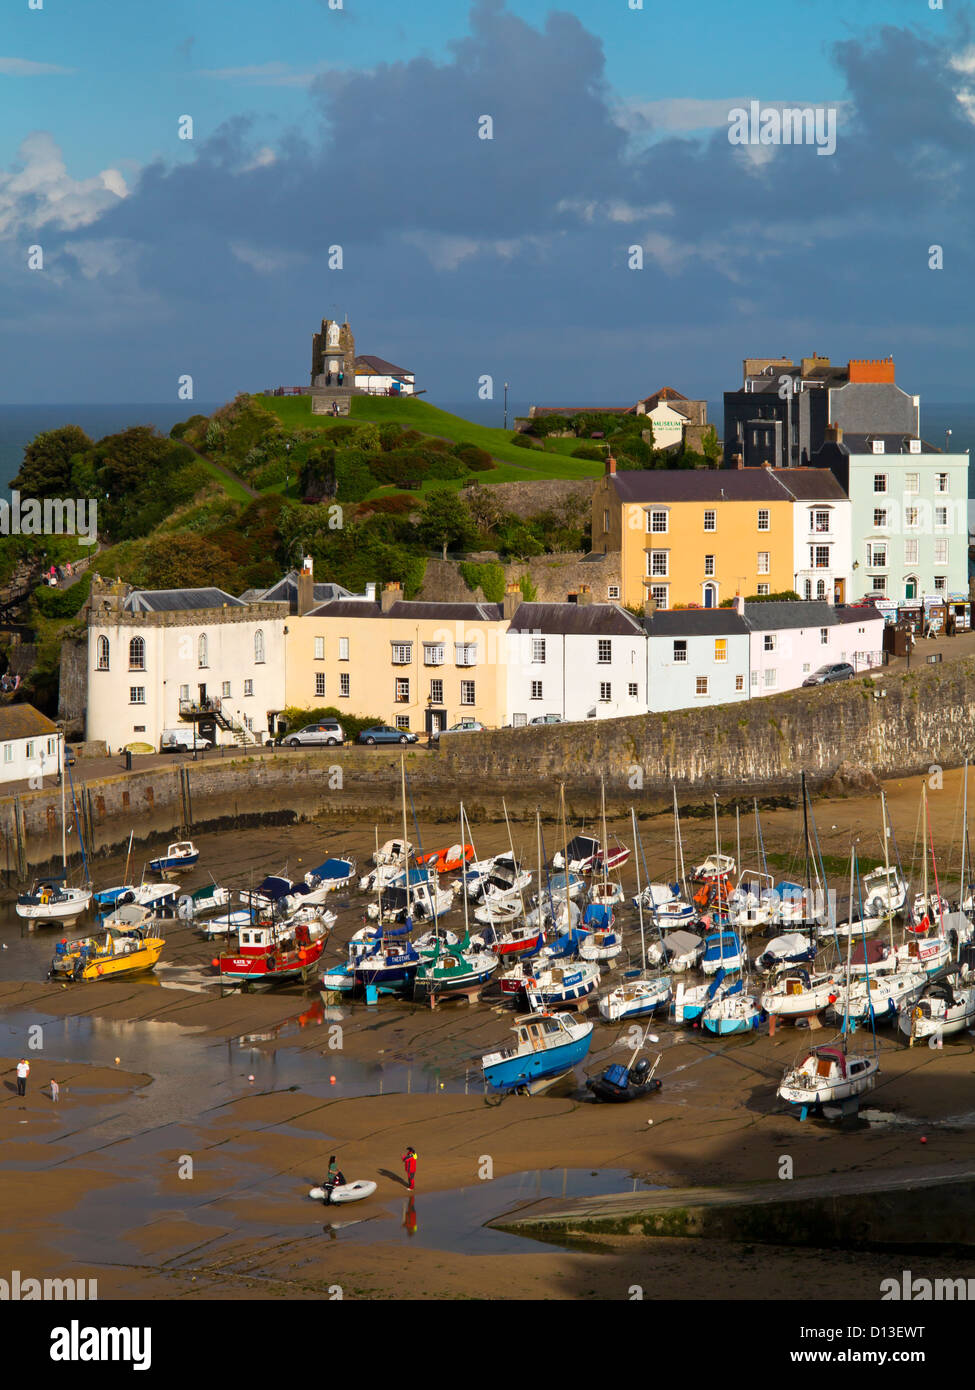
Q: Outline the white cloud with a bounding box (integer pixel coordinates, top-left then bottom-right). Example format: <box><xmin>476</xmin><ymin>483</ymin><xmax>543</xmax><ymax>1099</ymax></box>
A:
<box><xmin>0</xmin><ymin>57</ymin><xmax>76</xmax><ymax>76</ymax></box>
<box><xmin>0</xmin><ymin>132</ymin><xmax>128</xmax><ymax>238</ymax></box>
<box><xmin>230</xmin><ymin>241</ymin><xmax>307</xmax><ymax>274</ymax></box>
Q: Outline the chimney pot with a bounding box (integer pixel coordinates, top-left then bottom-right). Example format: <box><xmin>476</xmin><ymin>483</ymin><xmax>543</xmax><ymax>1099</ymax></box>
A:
<box><xmin>606</xmin><ymin>455</ymin><xmax>617</xmax><ymax>476</ymax></box>
<box><xmin>503</xmin><ymin>583</ymin><xmax>523</xmax><ymax>620</ymax></box>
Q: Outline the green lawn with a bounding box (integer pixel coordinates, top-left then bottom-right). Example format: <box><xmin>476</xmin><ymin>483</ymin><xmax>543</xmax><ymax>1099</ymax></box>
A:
<box><xmin>196</xmin><ymin>457</ymin><xmax>253</xmax><ymax>503</ymax></box>
<box><xmin>256</xmin><ymin>394</ymin><xmax>602</xmax><ymax>482</ymax></box>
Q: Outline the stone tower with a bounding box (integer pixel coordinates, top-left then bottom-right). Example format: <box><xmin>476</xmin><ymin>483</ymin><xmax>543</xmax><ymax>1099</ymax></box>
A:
<box><xmin>310</xmin><ymin>317</ymin><xmax>359</xmax><ymax>415</ymax></box>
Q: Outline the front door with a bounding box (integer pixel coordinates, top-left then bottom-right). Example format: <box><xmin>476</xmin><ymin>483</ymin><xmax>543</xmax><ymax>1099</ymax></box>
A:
<box><xmin>703</xmin><ymin>584</ymin><xmax>716</xmax><ymax>609</ymax></box>
<box><xmin>198</xmin><ymin>683</ymin><xmax>207</xmax><ymax>707</ymax></box>
<box><xmin>425</xmin><ymin>708</ymin><xmax>446</xmax><ymax>734</ymax></box>
<box><xmin>833</xmin><ymin>578</ymin><xmax>846</xmax><ymax>604</ymax></box>
<box><xmin>905</xmin><ymin>577</ymin><xmax>917</xmax><ymax>600</ymax></box>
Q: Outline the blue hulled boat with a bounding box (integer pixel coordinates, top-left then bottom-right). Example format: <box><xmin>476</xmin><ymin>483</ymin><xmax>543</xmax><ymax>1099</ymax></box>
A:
<box><xmin>148</xmin><ymin>840</ymin><xmax>199</xmax><ymax>874</ymax></box>
<box><xmin>481</xmin><ymin>1011</ymin><xmax>593</xmax><ymax>1093</ymax></box>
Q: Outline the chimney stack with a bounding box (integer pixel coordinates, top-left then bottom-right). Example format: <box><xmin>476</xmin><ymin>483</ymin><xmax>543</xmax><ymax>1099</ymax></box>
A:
<box><xmin>606</xmin><ymin>455</ymin><xmax>617</xmax><ymax>476</ymax></box>
<box><xmin>644</xmin><ymin>593</ymin><xmax>658</xmax><ymax>619</ymax></box>
<box><xmin>825</xmin><ymin>423</ymin><xmax>843</xmax><ymax>444</ymax></box>
<box><xmin>575</xmin><ymin>585</ymin><xmax>593</xmax><ymax>607</ymax></box>
<box><xmin>297</xmin><ymin>558</ymin><xmax>315</xmax><ymax>616</ymax></box>
<box><xmin>502</xmin><ymin>583</ymin><xmax>523</xmax><ymax>620</ymax></box>
<box><xmin>733</xmin><ymin>594</ymin><xmax>745</xmax><ymax>616</ymax></box>
<box><xmin>381</xmin><ymin>581</ymin><xmax>402</xmax><ymax>614</ymax></box>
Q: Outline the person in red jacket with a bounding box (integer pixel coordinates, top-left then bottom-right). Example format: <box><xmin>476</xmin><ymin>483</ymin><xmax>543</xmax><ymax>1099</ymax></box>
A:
<box><xmin>401</xmin><ymin>1145</ymin><xmax>417</xmax><ymax>1190</ymax></box>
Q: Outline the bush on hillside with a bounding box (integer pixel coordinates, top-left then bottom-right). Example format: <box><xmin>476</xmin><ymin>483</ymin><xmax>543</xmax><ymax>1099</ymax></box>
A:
<box><xmin>32</xmin><ymin>572</ymin><xmax>92</xmax><ymax>619</ymax></box>
<box><xmin>452</xmin><ymin>442</ymin><xmax>493</xmax><ymax>471</ymax></box>
<box><xmin>511</xmin><ymin>433</ymin><xmax>541</xmax><ymax>449</ymax></box>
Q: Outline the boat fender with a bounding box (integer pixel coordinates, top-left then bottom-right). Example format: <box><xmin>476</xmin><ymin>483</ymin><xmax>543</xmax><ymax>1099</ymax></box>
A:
<box><xmin>96</xmin><ymin>965</ymin><xmax>104</xmax><ymax>976</ymax></box>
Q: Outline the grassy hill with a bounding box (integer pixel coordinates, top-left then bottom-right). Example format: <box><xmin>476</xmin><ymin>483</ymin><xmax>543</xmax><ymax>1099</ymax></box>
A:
<box><xmin>256</xmin><ymin>394</ymin><xmax>604</xmax><ymax>485</ymax></box>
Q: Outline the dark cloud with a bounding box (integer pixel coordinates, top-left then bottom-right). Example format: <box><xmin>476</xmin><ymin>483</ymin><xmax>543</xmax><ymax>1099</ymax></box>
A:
<box><xmin>3</xmin><ymin>2</ymin><xmax>975</xmax><ymax>403</ymax></box>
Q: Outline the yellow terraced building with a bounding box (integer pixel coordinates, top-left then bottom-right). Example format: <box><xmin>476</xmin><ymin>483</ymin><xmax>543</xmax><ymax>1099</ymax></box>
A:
<box><xmin>591</xmin><ymin>460</ymin><xmax>848</xmax><ymax>609</ymax></box>
<box><xmin>285</xmin><ymin>581</ymin><xmax>514</xmax><ymax>737</ymax></box>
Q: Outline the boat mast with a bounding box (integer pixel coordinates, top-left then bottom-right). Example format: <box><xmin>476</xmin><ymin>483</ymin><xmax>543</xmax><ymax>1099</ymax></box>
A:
<box><xmin>921</xmin><ymin>781</ymin><xmax>929</xmax><ymax>922</ymax></box>
<box><xmin>461</xmin><ymin>801</ymin><xmax>470</xmax><ymax>947</ymax></box>
<box><xmin>600</xmin><ymin>775</ymin><xmax>610</xmax><ymax>891</ymax></box>
<box><xmin>963</xmin><ymin>759</ymin><xmax>970</xmax><ymax>941</ymax></box>
<box><xmin>881</xmin><ymin>791</ymin><xmax>894</xmax><ymax>957</ymax></box>
<box><xmin>673</xmin><ymin>784</ymin><xmax>688</xmax><ymax>895</ymax></box>
<box><xmin>843</xmin><ymin>845</ymin><xmax>855</xmax><ymax>1051</ymax></box>
<box><xmin>632</xmin><ymin>805</ymin><xmax>647</xmax><ymax>976</ymax></box>
<box><xmin>400</xmin><ymin>754</ymin><xmax>411</xmax><ymax>926</ymax></box>
<box><xmin>736</xmin><ymin>805</ymin><xmax>741</xmax><ymax>881</ymax></box>
<box><xmin>502</xmin><ymin>798</ymin><xmax>527</xmax><ymax>925</ymax></box>
<box><xmin>801</xmin><ymin>772</ymin><xmax>812</xmax><ymax>917</ymax></box>
<box><xmin>560</xmin><ymin>781</ymin><xmax>570</xmax><ymax>929</ymax></box>
<box><xmin>60</xmin><ymin>758</ymin><xmax>67</xmax><ymax>873</ymax></box>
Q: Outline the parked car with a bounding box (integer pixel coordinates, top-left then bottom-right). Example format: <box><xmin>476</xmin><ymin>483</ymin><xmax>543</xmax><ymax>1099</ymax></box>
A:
<box><xmin>528</xmin><ymin>714</ymin><xmax>565</xmax><ymax>725</ymax></box>
<box><xmin>431</xmin><ymin>720</ymin><xmax>485</xmax><ymax>742</ymax></box>
<box><xmin>802</xmin><ymin>662</ymin><xmax>856</xmax><ymax>687</ymax></box>
<box><xmin>160</xmin><ymin>728</ymin><xmax>214</xmax><ymax>754</ymax></box>
<box><xmin>357</xmin><ymin>724</ymin><xmax>418</xmax><ymax>745</ymax></box>
<box><xmin>282</xmin><ymin>720</ymin><xmax>345</xmax><ymax>747</ymax></box>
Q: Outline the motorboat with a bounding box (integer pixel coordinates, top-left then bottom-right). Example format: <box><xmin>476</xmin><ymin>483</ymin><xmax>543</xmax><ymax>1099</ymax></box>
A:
<box><xmin>368</xmin><ymin>869</ymin><xmax>454</xmax><ymax>924</ymax></box>
<box><xmin>777</xmin><ymin>1044</ymin><xmax>879</xmax><ymax>1108</ymax></box>
<box><xmin>50</xmin><ymin>924</ymin><xmax>164</xmax><ymax>981</ymax></box>
<box><xmin>727</xmin><ymin>872</ymin><xmax>776</xmax><ymax>931</ymax></box>
<box><xmin>302</xmin><ymin>856</ymin><xmax>356</xmax><ymax>900</ymax></box>
<box><xmin>198</xmin><ymin>908</ymin><xmax>254</xmax><ymax>938</ymax></box>
<box><xmin>373</xmin><ymin>838</ymin><xmax>412</xmax><ymax>867</ymax></box>
<box><xmin>181</xmin><ymin>882</ymin><xmax>232</xmax><ymax>919</ymax></box>
<box><xmin>213</xmin><ymin>919</ymin><xmax>325</xmax><ymax>987</ymax></box>
<box><xmin>552</xmin><ymin>835</ymin><xmax>601</xmax><ymax>874</ymax></box>
<box><xmin>148</xmin><ymin>840</ymin><xmax>199</xmax><ymax>874</ymax></box>
<box><xmin>481</xmin><ymin>1011</ymin><xmax>594</xmax><ymax>1093</ymax></box>
<box><xmin>417</xmin><ymin>843</ymin><xmax>474</xmax><ymax>875</ymax></box>
<box><xmin>309</xmin><ymin>1179</ymin><xmax>377</xmax><ymax>1204</ymax></box>
<box><xmin>17</xmin><ymin>877</ymin><xmax>92</xmax><ymax>925</ymax></box>
<box><xmin>692</xmin><ymin>853</ymin><xmax>735</xmax><ymax>884</ymax></box>
<box><xmin>862</xmin><ymin>866</ymin><xmax>908</xmax><ymax>918</ymax></box>
<box><xmin>240</xmin><ymin>875</ymin><xmax>296</xmax><ymax>916</ymax></box>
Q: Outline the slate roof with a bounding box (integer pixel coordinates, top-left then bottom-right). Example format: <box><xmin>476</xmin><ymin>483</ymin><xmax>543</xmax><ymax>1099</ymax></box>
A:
<box><xmin>354</xmin><ymin>355</ymin><xmax>412</xmax><ymax>376</ymax></box>
<box><xmin>507</xmin><ymin>602</ymin><xmax>643</xmax><ymax>636</ymax></box>
<box><xmin>609</xmin><ymin>467</ymin><xmax>845</xmax><ymax>503</ymax></box>
<box><xmin>0</xmin><ymin>703</ymin><xmax>58</xmax><ymax>740</ymax></box>
<box><xmin>828</xmin><ymin>434</ymin><xmax>941</xmax><ymax>456</ymax></box>
<box><xmin>646</xmin><ymin>610</ymin><xmax>748</xmax><ymax>636</ymax></box>
<box><xmin>255</xmin><ymin>572</ymin><xmax>353</xmax><ymax>606</ymax></box>
<box><xmin>741</xmin><ymin>601</ymin><xmax>840</xmax><ymax>631</ymax></box>
<box><xmin>124</xmin><ymin>588</ymin><xmax>244</xmax><ymax>613</ymax></box>
<box><xmin>305</xmin><ymin>599</ymin><xmax>503</xmax><ymax>621</ymax></box>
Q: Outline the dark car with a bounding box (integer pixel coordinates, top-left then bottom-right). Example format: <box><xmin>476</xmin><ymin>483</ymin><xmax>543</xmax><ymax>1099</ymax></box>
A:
<box><xmin>802</xmin><ymin>662</ymin><xmax>856</xmax><ymax>687</ymax></box>
<box><xmin>357</xmin><ymin>724</ymin><xmax>418</xmax><ymax>746</ymax></box>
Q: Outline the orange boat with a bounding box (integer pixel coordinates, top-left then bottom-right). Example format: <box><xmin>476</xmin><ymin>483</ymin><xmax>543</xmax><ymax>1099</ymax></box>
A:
<box><xmin>416</xmin><ymin>843</ymin><xmax>474</xmax><ymax>874</ymax></box>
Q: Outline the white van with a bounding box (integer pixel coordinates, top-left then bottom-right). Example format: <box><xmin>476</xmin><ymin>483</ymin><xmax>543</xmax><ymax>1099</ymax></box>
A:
<box><xmin>160</xmin><ymin>728</ymin><xmax>214</xmax><ymax>754</ymax></box>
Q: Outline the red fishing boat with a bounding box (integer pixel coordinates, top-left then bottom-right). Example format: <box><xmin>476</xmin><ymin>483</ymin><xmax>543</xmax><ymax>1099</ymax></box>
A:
<box><xmin>213</xmin><ymin>919</ymin><xmax>325</xmax><ymax>988</ymax></box>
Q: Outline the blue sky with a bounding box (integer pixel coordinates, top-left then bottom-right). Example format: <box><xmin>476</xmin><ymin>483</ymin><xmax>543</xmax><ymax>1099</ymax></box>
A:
<box><xmin>0</xmin><ymin>0</ymin><xmax>968</xmax><ymax>407</ymax></box>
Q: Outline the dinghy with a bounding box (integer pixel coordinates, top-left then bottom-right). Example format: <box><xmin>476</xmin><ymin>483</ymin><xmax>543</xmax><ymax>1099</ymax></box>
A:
<box><xmin>309</xmin><ymin>1179</ymin><xmax>377</xmax><ymax>1204</ymax></box>
<box><xmin>374</xmin><ymin>838</ymin><xmax>411</xmax><ymax>867</ymax></box>
<box><xmin>586</xmin><ymin>1055</ymin><xmax>661</xmax><ymax>1103</ymax></box>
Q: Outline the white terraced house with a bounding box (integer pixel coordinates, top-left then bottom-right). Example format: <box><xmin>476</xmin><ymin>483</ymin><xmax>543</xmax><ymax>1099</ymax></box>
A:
<box><xmin>504</xmin><ymin>590</ymin><xmax>648</xmax><ymax>724</ymax></box>
<box><xmin>85</xmin><ymin>577</ymin><xmax>287</xmax><ymax>753</ymax></box>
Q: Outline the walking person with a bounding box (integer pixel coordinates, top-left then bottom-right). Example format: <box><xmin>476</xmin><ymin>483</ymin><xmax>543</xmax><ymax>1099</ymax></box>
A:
<box><xmin>50</xmin><ymin>1079</ymin><xmax>60</xmax><ymax>1103</ymax></box>
<box><xmin>16</xmin><ymin>1058</ymin><xmax>29</xmax><ymax>1097</ymax></box>
<box><xmin>401</xmin><ymin>1144</ymin><xmax>417</xmax><ymax>1191</ymax></box>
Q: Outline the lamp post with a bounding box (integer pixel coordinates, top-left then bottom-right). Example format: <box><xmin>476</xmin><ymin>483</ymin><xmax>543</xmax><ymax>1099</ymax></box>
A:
<box><xmin>503</xmin><ymin>381</ymin><xmax>509</xmax><ymax>431</ymax></box>
<box><xmin>285</xmin><ymin>441</ymin><xmax>292</xmax><ymax>498</ymax></box>
<box><xmin>945</xmin><ymin>428</ymin><xmax>952</xmax><ymax>454</ymax></box>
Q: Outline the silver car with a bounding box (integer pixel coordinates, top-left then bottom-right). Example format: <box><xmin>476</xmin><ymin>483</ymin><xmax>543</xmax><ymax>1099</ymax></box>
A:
<box><xmin>282</xmin><ymin>720</ymin><xmax>345</xmax><ymax>747</ymax></box>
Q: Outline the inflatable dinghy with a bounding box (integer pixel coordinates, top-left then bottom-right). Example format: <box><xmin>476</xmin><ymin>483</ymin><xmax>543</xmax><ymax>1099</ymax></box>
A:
<box><xmin>309</xmin><ymin>1179</ymin><xmax>377</xmax><ymax>1204</ymax></box>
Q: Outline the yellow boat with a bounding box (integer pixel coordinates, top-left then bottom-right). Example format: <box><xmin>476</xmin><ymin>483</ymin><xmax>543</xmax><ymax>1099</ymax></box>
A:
<box><xmin>50</xmin><ymin>926</ymin><xmax>165</xmax><ymax>982</ymax></box>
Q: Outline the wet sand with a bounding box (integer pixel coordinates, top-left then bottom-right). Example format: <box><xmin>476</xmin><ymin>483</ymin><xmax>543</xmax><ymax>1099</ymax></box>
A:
<box><xmin>2</xmin><ymin>768</ymin><xmax>975</xmax><ymax>1299</ymax></box>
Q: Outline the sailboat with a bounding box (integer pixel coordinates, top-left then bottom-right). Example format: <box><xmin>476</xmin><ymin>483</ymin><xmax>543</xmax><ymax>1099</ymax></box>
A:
<box><xmin>538</xmin><ymin>785</ymin><xmax>591</xmax><ymax>959</ymax></box>
<box><xmin>414</xmin><ymin>802</ymin><xmax>498</xmax><ymax>1002</ymax></box>
<box><xmin>18</xmin><ymin>764</ymin><xmax>92</xmax><ymax>925</ymax></box>
<box><xmin>777</xmin><ymin>847</ymin><xmax>880</xmax><ymax>1111</ymax></box>
<box><xmin>586</xmin><ymin>778</ymin><xmax>626</xmax><ymax>911</ymax></box>
<box><xmin>728</xmin><ymin>802</ymin><xmax>776</xmax><ymax>931</ymax></box>
<box><xmin>598</xmin><ymin>808</ymin><xmax>671</xmax><ymax>1022</ymax></box>
<box><xmin>692</xmin><ymin>797</ymin><xmax>735</xmax><ymax>883</ymax></box>
<box><xmin>900</xmin><ymin>973</ymin><xmax>975</xmax><ymax>1042</ymax></box>
<box><xmin>635</xmin><ymin>788</ymin><xmax>696</xmax><ymax>927</ymax></box>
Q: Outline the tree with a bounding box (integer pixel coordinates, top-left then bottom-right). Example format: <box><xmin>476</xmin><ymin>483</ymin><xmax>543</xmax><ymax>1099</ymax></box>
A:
<box><xmin>10</xmin><ymin>425</ymin><xmax>92</xmax><ymax>496</ymax></box>
<box><xmin>701</xmin><ymin>424</ymin><xmax>721</xmax><ymax>465</ymax></box>
<box><xmin>416</xmin><ymin>488</ymin><xmax>476</xmax><ymax>560</ymax></box>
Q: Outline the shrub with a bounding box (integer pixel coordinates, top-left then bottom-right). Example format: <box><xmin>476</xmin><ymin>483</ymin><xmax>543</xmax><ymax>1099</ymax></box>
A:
<box><xmin>570</xmin><ymin>443</ymin><xmax>606</xmax><ymax>460</ymax></box>
<box><xmin>511</xmin><ymin>433</ymin><xmax>541</xmax><ymax>450</ymax></box>
<box><xmin>452</xmin><ymin>442</ymin><xmax>494</xmax><ymax>471</ymax></box>
<box><xmin>280</xmin><ymin>705</ymin><xmax>380</xmax><ymax>742</ymax></box>
<box><xmin>33</xmin><ymin>571</ymin><xmax>92</xmax><ymax>618</ymax></box>
<box><xmin>459</xmin><ymin>560</ymin><xmax>506</xmax><ymax>603</ymax></box>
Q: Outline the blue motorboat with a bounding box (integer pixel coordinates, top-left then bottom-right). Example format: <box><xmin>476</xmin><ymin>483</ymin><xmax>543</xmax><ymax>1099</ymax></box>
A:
<box><xmin>303</xmin><ymin>856</ymin><xmax>356</xmax><ymax>899</ymax></box>
<box><xmin>481</xmin><ymin>1011</ymin><xmax>594</xmax><ymax>1094</ymax></box>
<box><xmin>148</xmin><ymin>840</ymin><xmax>199</xmax><ymax>874</ymax></box>
<box><xmin>240</xmin><ymin>875</ymin><xmax>294</xmax><ymax>914</ymax></box>
<box><xmin>352</xmin><ymin>935</ymin><xmax>421</xmax><ymax>995</ymax></box>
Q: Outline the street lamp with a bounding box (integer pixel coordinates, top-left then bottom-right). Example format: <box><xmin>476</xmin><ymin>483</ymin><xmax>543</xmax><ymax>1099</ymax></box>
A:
<box><xmin>503</xmin><ymin>382</ymin><xmax>509</xmax><ymax>431</ymax></box>
<box><xmin>945</xmin><ymin>428</ymin><xmax>952</xmax><ymax>454</ymax></box>
<box><xmin>285</xmin><ymin>441</ymin><xmax>292</xmax><ymax>497</ymax></box>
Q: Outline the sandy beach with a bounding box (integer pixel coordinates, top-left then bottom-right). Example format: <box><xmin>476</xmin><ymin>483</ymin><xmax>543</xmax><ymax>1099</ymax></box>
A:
<box><xmin>2</xmin><ymin>768</ymin><xmax>975</xmax><ymax>1300</ymax></box>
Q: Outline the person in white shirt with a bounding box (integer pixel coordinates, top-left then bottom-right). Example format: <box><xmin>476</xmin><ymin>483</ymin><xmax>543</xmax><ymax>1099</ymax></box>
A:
<box><xmin>16</xmin><ymin>1058</ymin><xmax>29</xmax><ymax>1097</ymax></box>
